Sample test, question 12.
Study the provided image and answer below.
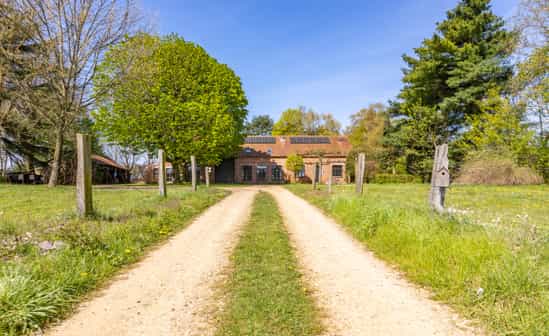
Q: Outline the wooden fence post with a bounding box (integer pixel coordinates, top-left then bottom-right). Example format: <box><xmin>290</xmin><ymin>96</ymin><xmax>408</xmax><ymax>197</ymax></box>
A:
<box><xmin>158</xmin><ymin>149</ymin><xmax>166</xmax><ymax>197</ymax></box>
<box><xmin>76</xmin><ymin>133</ymin><xmax>93</xmax><ymax>216</ymax></box>
<box><xmin>205</xmin><ymin>166</ymin><xmax>210</xmax><ymax>187</ymax></box>
<box><xmin>327</xmin><ymin>165</ymin><xmax>332</xmax><ymax>193</ymax></box>
<box><xmin>429</xmin><ymin>144</ymin><xmax>450</xmax><ymax>213</ymax></box>
<box><xmin>312</xmin><ymin>163</ymin><xmax>319</xmax><ymax>190</ymax></box>
<box><xmin>355</xmin><ymin>152</ymin><xmax>365</xmax><ymax>194</ymax></box>
<box><xmin>191</xmin><ymin>155</ymin><xmax>197</xmax><ymax>191</ymax></box>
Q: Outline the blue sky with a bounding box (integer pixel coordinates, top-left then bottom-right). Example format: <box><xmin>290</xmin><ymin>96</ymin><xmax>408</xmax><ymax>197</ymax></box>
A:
<box><xmin>141</xmin><ymin>0</ymin><xmax>519</xmax><ymax>126</ymax></box>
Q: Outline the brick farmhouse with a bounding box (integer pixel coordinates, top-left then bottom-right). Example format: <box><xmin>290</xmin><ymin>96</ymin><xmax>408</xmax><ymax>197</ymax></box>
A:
<box><xmin>214</xmin><ymin>135</ymin><xmax>352</xmax><ymax>184</ymax></box>
<box><xmin>145</xmin><ymin>135</ymin><xmax>352</xmax><ymax>184</ymax></box>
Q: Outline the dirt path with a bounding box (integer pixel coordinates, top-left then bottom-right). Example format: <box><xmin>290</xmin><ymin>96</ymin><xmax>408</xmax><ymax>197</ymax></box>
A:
<box><xmin>268</xmin><ymin>186</ymin><xmax>480</xmax><ymax>336</ymax></box>
<box><xmin>46</xmin><ymin>188</ymin><xmax>257</xmax><ymax>336</ymax></box>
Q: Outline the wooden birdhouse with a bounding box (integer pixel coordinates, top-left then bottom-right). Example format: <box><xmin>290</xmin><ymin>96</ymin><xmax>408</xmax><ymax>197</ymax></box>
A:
<box><xmin>431</xmin><ymin>144</ymin><xmax>450</xmax><ymax>187</ymax></box>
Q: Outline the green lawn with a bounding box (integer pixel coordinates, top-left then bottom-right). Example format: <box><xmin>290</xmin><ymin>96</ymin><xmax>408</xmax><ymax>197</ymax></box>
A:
<box><xmin>216</xmin><ymin>191</ymin><xmax>323</xmax><ymax>336</ymax></box>
<box><xmin>286</xmin><ymin>183</ymin><xmax>549</xmax><ymax>336</ymax></box>
<box><xmin>0</xmin><ymin>184</ymin><xmax>228</xmax><ymax>335</ymax></box>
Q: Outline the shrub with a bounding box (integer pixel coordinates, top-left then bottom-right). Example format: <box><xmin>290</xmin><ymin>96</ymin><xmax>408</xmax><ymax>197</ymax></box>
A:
<box><xmin>455</xmin><ymin>151</ymin><xmax>543</xmax><ymax>185</ymax></box>
<box><xmin>372</xmin><ymin>173</ymin><xmax>422</xmax><ymax>184</ymax></box>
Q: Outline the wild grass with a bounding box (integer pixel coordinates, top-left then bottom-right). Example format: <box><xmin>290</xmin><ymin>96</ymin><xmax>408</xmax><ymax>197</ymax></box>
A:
<box><xmin>0</xmin><ymin>185</ymin><xmax>227</xmax><ymax>335</ymax></box>
<box><xmin>286</xmin><ymin>183</ymin><xmax>548</xmax><ymax>336</ymax></box>
<box><xmin>216</xmin><ymin>192</ymin><xmax>323</xmax><ymax>336</ymax></box>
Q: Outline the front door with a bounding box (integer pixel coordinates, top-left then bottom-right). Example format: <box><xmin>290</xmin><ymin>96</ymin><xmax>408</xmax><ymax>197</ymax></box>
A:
<box><xmin>256</xmin><ymin>165</ymin><xmax>267</xmax><ymax>183</ymax></box>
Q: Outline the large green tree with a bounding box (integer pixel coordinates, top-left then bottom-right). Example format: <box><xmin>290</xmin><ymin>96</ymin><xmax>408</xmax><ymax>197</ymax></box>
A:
<box><xmin>94</xmin><ymin>33</ymin><xmax>248</xmax><ymax>168</ymax></box>
<box><xmin>273</xmin><ymin>107</ymin><xmax>305</xmax><ymax>135</ymax></box>
<box><xmin>513</xmin><ymin>0</ymin><xmax>548</xmax><ymax>137</ymax></box>
<box><xmin>391</xmin><ymin>0</ymin><xmax>514</xmax><ymax>174</ymax></box>
<box><xmin>273</xmin><ymin>106</ymin><xmax>340</xmax><ymax>135</ymax></box>
<box><xmin>346</xmin><ymin>103</ymin><xmax>387</xmax><ymax>178</ymax></box>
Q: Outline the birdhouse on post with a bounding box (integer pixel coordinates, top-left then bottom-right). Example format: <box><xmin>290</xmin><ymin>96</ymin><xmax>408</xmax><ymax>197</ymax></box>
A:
<box><xmin>429</xmin><ymin>144</ymin><xmax>450</xmax><ymax>213</ymax></box>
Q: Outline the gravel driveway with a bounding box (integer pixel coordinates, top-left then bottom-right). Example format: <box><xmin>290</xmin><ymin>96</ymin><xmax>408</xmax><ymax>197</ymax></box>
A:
<box><xmin>46</xmin><ymin>188</ymin><xmax>257</xmax><ymax>336</ymax></box>
<box><xmin>268</xmin><ymin>186</ymin><xmax>481</xmax><ymax>336</ymax></box>
<box><xmin>45</xmin><ymin>186</ymin><xmax>481</xmax><ymax>336</ymax></box>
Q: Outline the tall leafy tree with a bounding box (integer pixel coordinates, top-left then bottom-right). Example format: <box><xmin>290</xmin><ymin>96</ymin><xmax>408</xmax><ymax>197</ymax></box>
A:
<box><xmin>392</xmin><ymin>0</ymin><xmax>514</xmax><ymax>174</ymax></box>
<box><xmin>461</xmin><ymin>90</ymin><xmax>534</xmax><ymax>161</ymax></box>
<box><xmin>273</xmin><ymin>106</ymin><xmax>341</xmax><ymax>135</ymax></box>
<box><xmin>94</xmin><ymin>33</ymin><xmax>248</xmax><ymax>169</ymax></box>
<box><xmin>512</xmin><ymin>0</ymin><xmax>548</xmax><ymax>138</ymax></box>
<box><xmin>244</xmin><ymin>115</ymin><xmax>274</xmax><ymax>136</ymax></box>
<box><xmin>318</xmin><ymin>113</ymin><xmax>342</xmax><ymax>135</ymax></box>
<box><xmin>347</xmin><ymin>103</ymin><xmax>387</xmax><ymax>178</ymax></box>
<box><xmin>272</xmin><ymin>107</ymin><xmax>305</xmax><ymax>135</ymax></box>
<box><xmin>1</xmin><ymin>0</ymin><xmax>138</xmax><ymax>186</ymax></box>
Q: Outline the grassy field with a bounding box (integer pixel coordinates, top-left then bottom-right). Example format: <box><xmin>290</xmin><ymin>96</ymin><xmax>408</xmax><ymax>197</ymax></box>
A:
<box><xmin>286</xmin><ymin>183</ymin><xmax>548</xmax><ymax>336</ymax></box>
<box><xmin>0</xmin><ymin>184</ymin><xmax>228</xmax><ymax>335</ymax></box>
<box><xmin>216</xmin><ymin>192</ymin><xmax>323</xmax><ymax>336</ymax></box>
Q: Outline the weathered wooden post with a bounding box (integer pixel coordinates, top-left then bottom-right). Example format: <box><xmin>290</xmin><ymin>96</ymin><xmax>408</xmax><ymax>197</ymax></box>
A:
<box><xmin>312</xmin><ymin>163</ymin><xmax>319</xmax><ymax>190</ymax></box>
<box><xmin>76</xmin><ymin>133</ymin><xmax>93</xmax><ymax>216</ymax></box>
<box><xmin>205</xmin><ymin>167</ymin><xmax>211</xmax><ymax>187</ymax></box>
<box><xmin>158</xmin><ymin>149</ymin><xmax>167</xmax><ymax>197</ymax></box>
<box><xmin>355</xmin><ymin>152</ymin><xmax>365</xmax><ymax>194</ymax></box>
<box><xmin>429</xmin><ymin>144</ymin><xmax>450</xmax><ymax>213</ymax></box>
<box><xmin>191</xmin><ymin>155</ymin><xmax>197</xmax><ymax>191</ymax></box>
<box><xmin>327</xmin><ymin>165</ymin><xmax>332</xmax><ymax>193</ymax></box>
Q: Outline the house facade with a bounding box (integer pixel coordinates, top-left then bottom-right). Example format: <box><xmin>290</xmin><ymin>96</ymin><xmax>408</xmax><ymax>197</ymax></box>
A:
<box><xmin>215</xmin><ymin>135</ymin><xmax>352</xmax><ymax>184</ymax></box>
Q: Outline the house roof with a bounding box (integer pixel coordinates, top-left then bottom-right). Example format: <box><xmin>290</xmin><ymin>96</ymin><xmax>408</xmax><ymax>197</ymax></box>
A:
<box><xmin>240</xmin><ymin>136</ymin><xmax>352</xmax><ymax>158</ymax></box>
<box><xmin>91</xmin><ymin>154</ymin><xmax>128</xmax><ymax>170</ymax></box>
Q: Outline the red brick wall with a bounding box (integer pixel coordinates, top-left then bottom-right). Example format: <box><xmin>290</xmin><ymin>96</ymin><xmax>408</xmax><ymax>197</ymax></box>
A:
<box><xmin>234</xmin><ymin>157</ymin><xmax>347</xmax><ymax>184</ymax></box>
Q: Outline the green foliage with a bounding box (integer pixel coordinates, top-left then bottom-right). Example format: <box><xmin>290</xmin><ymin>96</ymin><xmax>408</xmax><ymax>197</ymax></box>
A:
<box><xmin>347</xmin><ymin>104</ymin><xmax>387</xmax><ymax>179</ymax></box>
<box><xmin>94</xmin><ymin>33</ymin><xmax>248</xmax><ymax>166</ymax></box>
<box><xmin>285</xmin><ymin>154</ymin><xmax>304</xmax><ymax>181</ymax></box>
<box><xmin>244</xmin><ymin>115</ymin><xmax>274</xmax><ymax>136</ymax></box>
<box><xmin>272</xmin><ymin>108</ymin><xmax>305</xmax><ymax>135</ymax></box>
<box><xmin>286</xmin><ymin>183</ymin><xmax>549</xmax><ymax>335</ymax></box>
<box><xmin>216</xmin><ymin>192</ymin><xmax>322</xmax><ymax>336</ymax></box>
<box><xmin>389</xmin><ymin>0</ymin><xmax>514</xmax><ymax>176</ymax></box>
<box><xmin>272</xmin><ymin>106</ymin><xmax>341</xmax><ymax>135</ymax></box>
<box><xmin>460</xmin><ymin>90</ymin><xmax>535</xmax><ymax>162</ymax></box>
<box><xmin>348</xmin><ymin>104</ymin><xmax>387</xmax><ymax>158</ymax></box>
<box><xmin>0</xmin><ymin>185</ymin><xmax>227</xmax><ymax>334</ymax></box>
<box><xmin>371</xmin><ymin>173</ymin><xmax>422</xmax><ymax>184</ymax></box>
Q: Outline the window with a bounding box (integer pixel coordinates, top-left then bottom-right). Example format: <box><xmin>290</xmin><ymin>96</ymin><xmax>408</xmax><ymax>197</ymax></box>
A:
<box><xmin>241</xmin><ymin>165</ymin><xmax>252</xmax><ymax>181</ymax></box>
<box><xmin>272</xmin><ymin>165</ymin><xmax>282</xmax><ymax>181</ymax></box>
<box><xmin>296</xmin><ymin>168</ymin><xmax>305</xmax><ymax>178</ymax></box>
<box><xmin>332</xmin><ymin>165</ymin><xmax>343</xmax><ymax>177</ymax></box>
<box><xmin>267</xmin><ymin>148</ymin><xmax>272</xmax><ymax>155</ymax></box>
<box><xmin>256</xmin><ymin>165</ymin><xmax>267</xmax><ymax>182</ymax></box>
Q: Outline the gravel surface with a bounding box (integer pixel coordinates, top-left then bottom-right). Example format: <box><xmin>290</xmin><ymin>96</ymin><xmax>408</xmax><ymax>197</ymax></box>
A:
<box><xmin>268</xmin><ymin>186</ymin><xmax>481</xmax><ymax>336</ymax></box>
<box><xmin>45</xmin><ymin>188</ymin><xmax>257</xmax><ymax>336</ymax></box>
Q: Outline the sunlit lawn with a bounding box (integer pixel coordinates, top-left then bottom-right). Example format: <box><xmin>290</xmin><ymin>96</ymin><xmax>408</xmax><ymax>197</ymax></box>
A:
<box><xmin>319</xmin><ymin>183</ymin><xmax>549</xmax><ymax>232</ymax></box>
<box><xmin>0</xmin><ymin>184</ymin><xmax>227</xmax><ymax>335</ymax></box>
<box><xmin>286</xmin><ymin>183</ymin><xmax>549</xmax><ymax>335</ymax></box>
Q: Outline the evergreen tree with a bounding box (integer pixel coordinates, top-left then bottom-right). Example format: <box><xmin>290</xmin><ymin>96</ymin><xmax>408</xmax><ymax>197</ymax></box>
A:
<box><xmin>392</xmin><ymin>0</ymin><xmax>514</xmax><ymax>174</ymax></box>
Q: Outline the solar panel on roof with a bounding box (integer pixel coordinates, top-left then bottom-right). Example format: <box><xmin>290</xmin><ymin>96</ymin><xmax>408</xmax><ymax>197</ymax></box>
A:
<box><xmin>289</xmin><ymin>137</ymin><xmax>331</xmax><ymax>144</ymax></box>
<box><xmin>244</xmin><ymin>136</ymin><xmax>276</xmax><ymax>144</ymax></box>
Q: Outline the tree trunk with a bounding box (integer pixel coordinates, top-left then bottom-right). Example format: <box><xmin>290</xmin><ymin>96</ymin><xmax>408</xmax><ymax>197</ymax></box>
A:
<box><xmin>48</xmin><ymin>128</ymin><xmax>63</xmax><ymax>187</ymax></box>
<box><xmin>539</xmin><ymin>109</ymin><xmax>544</xmax><ymax>137</ymax></box>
